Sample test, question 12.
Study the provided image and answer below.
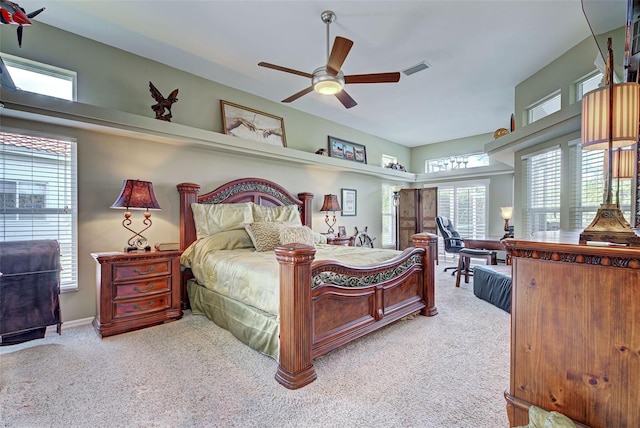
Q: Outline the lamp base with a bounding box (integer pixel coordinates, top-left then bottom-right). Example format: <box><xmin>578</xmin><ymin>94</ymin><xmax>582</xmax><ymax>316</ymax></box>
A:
<box><xmin>579</xmin><ymin>204</ymin><xmax>640</xmax><ymax>246</ymax></box>
<box><xmin>124</xmin><ymin>245</ymin><xmax>151</xmax><ymax>253</ymax></box>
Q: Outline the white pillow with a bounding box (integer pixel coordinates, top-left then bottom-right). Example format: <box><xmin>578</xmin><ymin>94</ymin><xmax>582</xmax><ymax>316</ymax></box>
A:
<box><xmin>191</xmin><ymin>202</ymin><xmax>254</xmax><ymax>239</ymax></box>
<box><xmin>251</xmin><ymin>204</ymin><xmax>302</xmax><ymax>225</ymax></box>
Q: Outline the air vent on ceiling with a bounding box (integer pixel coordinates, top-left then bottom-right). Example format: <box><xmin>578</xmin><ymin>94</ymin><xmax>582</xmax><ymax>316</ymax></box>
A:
<box><xmin>402</xmin><ymin>61</ymin><xmax>430</xmax><ymax>76</ymax></box>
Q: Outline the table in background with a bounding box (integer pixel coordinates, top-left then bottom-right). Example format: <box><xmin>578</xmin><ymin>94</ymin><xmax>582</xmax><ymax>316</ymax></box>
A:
<box><xmin>464</xmin><ymin>237</ymin><xmax>510</xmax><ymax>264</ymax></box>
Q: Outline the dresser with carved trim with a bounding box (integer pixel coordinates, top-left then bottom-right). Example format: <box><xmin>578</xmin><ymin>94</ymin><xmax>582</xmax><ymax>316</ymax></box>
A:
<box><xmin>502</xmin><ymin>232</ymin><xmax>640</xmax><ymax>427</ymax></box>
<box><xmin>92</xmin><ymin>250</ymin><xmax>182</xmax><ymax>338</ymax></box>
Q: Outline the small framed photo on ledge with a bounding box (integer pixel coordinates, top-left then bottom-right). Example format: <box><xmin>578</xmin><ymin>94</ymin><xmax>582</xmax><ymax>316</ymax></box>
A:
<box><xmin>328</xmin><ymin>136</ymin><xmax>366</xmax><ymax>164</ymax></box>
<box><xmin>341</xmin><ymin>188</ymin><xmax>357</xmax><ymax>216</ymax></box>
<box><xmin>338</xmin><ymin>226</ymin><xmax>346</xmax><ymax>237</ymax></box>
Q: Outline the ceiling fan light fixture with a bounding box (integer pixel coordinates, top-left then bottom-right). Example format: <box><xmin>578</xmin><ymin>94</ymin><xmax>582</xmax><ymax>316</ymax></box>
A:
<box><xmin>312</xmin><ymin>67</ymin><xmax>344</xmax><ymax>95</ymax></box>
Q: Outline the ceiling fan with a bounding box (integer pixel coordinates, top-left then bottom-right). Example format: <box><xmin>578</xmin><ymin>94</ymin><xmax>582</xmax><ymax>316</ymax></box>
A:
<box><xmin>258</xmin><ymin>10</ymin><xmax>400</xmax><ymax>109</ymax></box>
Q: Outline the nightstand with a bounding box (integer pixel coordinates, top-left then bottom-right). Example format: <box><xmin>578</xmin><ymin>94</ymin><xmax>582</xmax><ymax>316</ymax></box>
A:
<box><xmin>91</xmin><ymin>250</ymin><xmax>183</xmax><ymax>338</ymax></box>
<box><xmin>325</xmin><ymin>235</ymin><xmax>354</xmax><ymax>246</ymax></box>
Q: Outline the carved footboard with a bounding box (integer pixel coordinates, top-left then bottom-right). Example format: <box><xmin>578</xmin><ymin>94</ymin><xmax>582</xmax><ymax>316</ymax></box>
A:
<box><xmin>274</xmin><ymin>233</ymin><xmax>437</xmax><ymax>389</ymax></box>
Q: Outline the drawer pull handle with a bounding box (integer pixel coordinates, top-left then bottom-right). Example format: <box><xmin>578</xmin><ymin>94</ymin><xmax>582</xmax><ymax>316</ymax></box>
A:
<box><xmin>133</xmin><ymin>284</ymin><xmax>155</xmax><ymax>293</ymax></box>
<box><xmin>133</xmin><ymin>301</ymin><xmax>155</xmax><ymax>311</ymax></box>
<box><xmin>133</xmin><ymin>266</ymin><xmax>155</xmax><ymax>275</ymax></box>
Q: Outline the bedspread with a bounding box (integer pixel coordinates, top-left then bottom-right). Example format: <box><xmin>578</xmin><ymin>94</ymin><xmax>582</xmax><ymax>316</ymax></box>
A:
<box><xmin>181</xmin><ymin>239</ymin><xmax>401</xmax><ymax>316</ymax></box>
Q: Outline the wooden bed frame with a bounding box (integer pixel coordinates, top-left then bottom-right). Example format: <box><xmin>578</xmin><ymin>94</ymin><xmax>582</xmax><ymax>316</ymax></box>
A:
<box><xmin>178</xmin><ymin>177</ymin><xmax>438</xmax><ymax>389</ymax></box>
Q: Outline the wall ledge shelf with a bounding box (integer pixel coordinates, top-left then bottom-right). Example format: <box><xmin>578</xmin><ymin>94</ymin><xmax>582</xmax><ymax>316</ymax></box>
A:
<box><xmin>0</xmin><ymin>91</ymin><xmax>415</xmax><ymax>182</ymax></box>
<box><xmin>484</xmin><ymin>103</ymin><xmax>582</xmax><ymax>166</ymax></box>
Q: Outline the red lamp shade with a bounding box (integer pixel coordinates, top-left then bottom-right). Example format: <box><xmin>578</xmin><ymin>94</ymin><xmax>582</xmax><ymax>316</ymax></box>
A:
<box><xmin>320</xmin><ymin>194</ymin><xmax>341</xmax><ymax>212</ymax></box>
<box><xmin>111</xmin><ymin>179</ymin><xmax>161</xmax><ymax>210</ymax></box>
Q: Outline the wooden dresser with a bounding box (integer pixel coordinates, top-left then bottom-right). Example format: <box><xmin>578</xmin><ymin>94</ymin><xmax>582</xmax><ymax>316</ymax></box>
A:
<box><xmin>503</xmin><ymin>232</ymin><xmax>640</xmax><ymax>427</ymax></box>
<box><xmin>92</xmin><ymin>250</ymin><xmax>182</xmax><ymax>338</ymax></box>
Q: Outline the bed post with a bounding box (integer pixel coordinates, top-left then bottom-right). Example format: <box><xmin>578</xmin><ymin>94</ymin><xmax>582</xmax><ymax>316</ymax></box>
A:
<box><xmin>297</xmin><ymin>192</ymin><xmax>314</xmax><ymax>228</ymax></box>
<box><xmin>177</xmin><ymin>183</ymin><xmax>200</xmax><ymax>250</ymax></box>
<box><xmin>412</xmin><ymin>232</ymin><xmax>438</xmax><ymax>316</ymax></box>
<box><xmin>274</xmin><ymin>243</ymin><xmax>317</xmax><ymax>389</ymax></box>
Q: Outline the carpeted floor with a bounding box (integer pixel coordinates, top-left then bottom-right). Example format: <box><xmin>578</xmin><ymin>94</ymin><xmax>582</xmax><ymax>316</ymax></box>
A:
<box><xmin>0</xmin><ymin>262</ymin><xmax>511</xmax><ymax>428</ymax></box>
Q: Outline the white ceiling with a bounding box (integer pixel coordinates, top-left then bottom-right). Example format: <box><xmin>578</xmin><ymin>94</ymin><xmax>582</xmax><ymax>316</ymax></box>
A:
<box><xmin>15</xmin><ymin>1</ymin><xmax>600</xmax><ymax>147</ymax></box>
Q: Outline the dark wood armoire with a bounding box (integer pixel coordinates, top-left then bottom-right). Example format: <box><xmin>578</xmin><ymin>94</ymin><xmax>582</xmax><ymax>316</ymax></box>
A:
<box><xmin>396</xmin><ymin>187</ymin><xmax>438</xmax><ymax>250</ymax></box>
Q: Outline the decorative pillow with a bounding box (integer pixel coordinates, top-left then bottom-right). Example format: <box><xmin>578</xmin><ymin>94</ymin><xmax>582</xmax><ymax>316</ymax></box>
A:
<box><xmin>198</xmin><ymin>229</ymin><xmax>255</xmax><ymax>251</ymax></box>
<box><xmin>191</xmin><ymin>202</ymin><xmax>254</xmax><ymax>239</ymax></box>
<box><xmin>244</xmin><ymin>222</ymin><xmax>285</xmax><ymax>252</ymax></box>
<box><xmin>280</xmin><ymin>226</ymin><xmax>316</xmax><ymax>247</ymax></box>
<box><xmin>252</xmin><ymin>204</ymin><xmax>302</xmax><ymax>225</ymax></box>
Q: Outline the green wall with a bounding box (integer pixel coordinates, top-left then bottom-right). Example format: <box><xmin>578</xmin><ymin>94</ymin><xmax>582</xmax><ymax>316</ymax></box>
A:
<box><xmin>1</xmin><ymin>23</ymin><xmax>411</xmax><ymax>323</ymax></box>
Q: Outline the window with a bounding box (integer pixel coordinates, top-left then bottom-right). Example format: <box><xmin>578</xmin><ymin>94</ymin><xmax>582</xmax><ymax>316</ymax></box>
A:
<box><xmin>523</xmin><ymin>148</ymin><xmax>561</xmax><ymax>235</ymax></box>
<box><xmin>425</xmin><ymin>153</ymin><xmax>489</xmax><ymax>173</ymax></box>
<box><xmin>569</xmin><ymin>144</ymin><xmax>632</xmax><ymax>228</ymax></box>
<box><xmin>0</xmin><ymin>129</ymin><xmax>78</xmax><ymax>290</ymax></box>
<box><xmin>576</xmin><ymin>71</ymin><xmax>603</xmax><ymax>101</ymax></box>
<box><xmin>1</xmin><ymin>53</ymin><xmax>76</xmax><ymax>100</ymax></box>
<box><xmin>381</xmin><ymin>184</ymin><xmax>397</xmax><ymax>247</ymax></box>
<box><xmin>437</xmin><ymin>181</ymin><xmax>487</xmax><ymax>238</ymax></box>
<box><xmin>527</xmin><ymin>91</ymin><xmax>561</xmax><ymax>124</ymax></box>
<box><xmin>382</xmin><ymin>154</ymin><xmax>397</xmax><ymax>168</ymax></box>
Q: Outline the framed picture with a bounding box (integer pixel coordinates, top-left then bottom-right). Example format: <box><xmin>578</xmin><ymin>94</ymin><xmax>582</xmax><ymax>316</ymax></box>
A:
<box><xmin>341</xmin><ymin>188</ymin><xmax>357</xmax><ymax>216</ymax></box>
<box><xmin>338</xmin><ymin>226</ymin><xmax>346</xmax><ymax>237</ymax></box>
<box><xmin>328</xmin><ymin>136</ymin><xmax>366</xmax><ymax>164</ymax></box>
<box><xmin>221</xmin><ymin>100</ymin><xmax>287</xmax><ymax>147</ymax></box>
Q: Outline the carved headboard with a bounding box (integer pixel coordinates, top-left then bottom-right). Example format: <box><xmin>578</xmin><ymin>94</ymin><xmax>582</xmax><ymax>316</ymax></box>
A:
<box><xmin>177</xmin><ymin>177</ymin><xmax>313</xmax><ymax>250</ymax></box>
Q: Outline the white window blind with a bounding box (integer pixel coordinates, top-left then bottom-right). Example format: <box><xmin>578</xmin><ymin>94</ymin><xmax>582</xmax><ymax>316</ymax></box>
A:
<box><xmin>0</xmin><ymin>130</ymin><xmax>78</xmax><ymax>290</ymax></box>
<box><xmin>523</xmin><ymin>148</ymin><xmax>561</xmax><ymax>235</ymax></box>
<box><xmin>569</xmin><ymin>145</ymin><xmax>632</xmax><ymax>228</ymax></box>
<box><xmin>381</xmin><ymin>184</ymin><xmax>396</xmax><ymax>247</ymax></box>
<box><xmin>437</xmin><ymin>183</ymin><xmax>486</xmax><ymax>238</ymax></box>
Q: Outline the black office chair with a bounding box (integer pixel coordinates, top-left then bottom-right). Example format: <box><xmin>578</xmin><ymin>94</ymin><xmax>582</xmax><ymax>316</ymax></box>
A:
<box><xmin>436</xmin><ymin>216</ymin><xmax>465</xmax><ymax>273</ymax></box>
<box><xmin>435</xmin><ymin>216</ymin><xmax>495</xmax><ymax>276</ymax></box>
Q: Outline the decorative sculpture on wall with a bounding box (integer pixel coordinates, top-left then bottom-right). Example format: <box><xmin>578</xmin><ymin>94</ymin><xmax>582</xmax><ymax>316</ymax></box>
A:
<box><xmin>149</xmin><ymin>81</ymin><xmax>178</xmax><ymax>122</ymax></box>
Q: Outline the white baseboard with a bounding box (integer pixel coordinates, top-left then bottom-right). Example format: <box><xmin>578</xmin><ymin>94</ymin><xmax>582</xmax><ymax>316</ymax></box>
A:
<box><xmin>45</xmin><ymin>317</ymin><xmax>93</xmax><ymax>334</ymax></box>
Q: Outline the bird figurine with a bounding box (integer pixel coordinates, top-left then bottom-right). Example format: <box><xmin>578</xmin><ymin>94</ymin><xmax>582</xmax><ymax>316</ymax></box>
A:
<box><xmin>149</xmin><ymin>81</ymin><xmax>178</xmax><ymax>121</ymax></box>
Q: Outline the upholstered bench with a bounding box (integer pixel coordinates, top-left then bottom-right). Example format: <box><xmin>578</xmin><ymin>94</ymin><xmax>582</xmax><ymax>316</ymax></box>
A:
<box><xmin>472</xmin><ymin>264</ymin><xmax>511</xmax><ymax>313</ymax></box>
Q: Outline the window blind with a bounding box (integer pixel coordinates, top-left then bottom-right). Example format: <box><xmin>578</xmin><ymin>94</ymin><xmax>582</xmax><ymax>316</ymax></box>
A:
<box><xmin>523</xmin><ymin>148</ymin><xmax>561</xmax><ymax>235</ymax></box>
<box><xmin>381</xmin><ymin>184</ymin><xmax>396</xmax><ymax>247</ymax></box>
<box><xmin>569</xmin><ymin>144</ymin><xmax>632</xmax><ymax>228</ymax></box>
<box><xmin>0</xmin><ymin>130</ymin><xmax>78</xmax><ymax>290</ymax></box>
<box><xmin>437</xmin><ymin>183</ymin><xmax>486</xmax><ymax>239</ymax></box>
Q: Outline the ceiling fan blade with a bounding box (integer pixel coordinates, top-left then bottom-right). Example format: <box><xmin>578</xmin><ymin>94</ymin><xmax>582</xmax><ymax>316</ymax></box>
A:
<box><xmin>282</xmin><ymin>86</ymin><xmax>314</xmax><ymax>103</ymax></box>
<box><xmin>345</xmin><ymin>72</ymin><xmax>401</xmax><ymax>84</ymax></box>
<box><xmin>335</xmin><ymin>90</ymin><xmax>357</xmax><ymax>109</ymax></box>
<box><xmin>258</xmin><ymin>62</ymin><xmax>313</xmax><ymax>79</ymax></box>
<box><xmin>326</xmin><ymin>36</ymin><xmax>354</xmax><ymax>74</ymax></box>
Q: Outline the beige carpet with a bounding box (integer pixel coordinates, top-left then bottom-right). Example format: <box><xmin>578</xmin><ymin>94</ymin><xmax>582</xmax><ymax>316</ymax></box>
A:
<box><xmin>0</xmin><ymin>262</ymin><xmax>510</xmax><ymax>428</ymax></box>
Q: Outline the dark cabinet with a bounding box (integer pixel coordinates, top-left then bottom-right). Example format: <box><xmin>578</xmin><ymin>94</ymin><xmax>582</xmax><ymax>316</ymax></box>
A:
<box><xmin>397</xmin><ymin>188</ymin><xmax>438</xmax><ymax>250</ymax></box>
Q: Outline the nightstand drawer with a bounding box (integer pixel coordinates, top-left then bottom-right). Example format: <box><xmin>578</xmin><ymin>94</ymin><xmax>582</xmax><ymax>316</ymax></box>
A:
<box><xmin>113</xmin><ymin>277</ymin><xmax>171</xmax><ymax>299</ymax></box>
<box><xmin>113</xmin><ymin>295</ymin><xmax>170</xmax><ymax>319</ymax></box>
<box><xmin>112</xmin><ymin>259</ymin><xmax>171</xmax><ymax>282</ymax></box>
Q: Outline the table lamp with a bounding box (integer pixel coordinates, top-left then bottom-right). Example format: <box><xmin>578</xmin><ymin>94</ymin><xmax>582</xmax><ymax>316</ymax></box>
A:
<box><xmin>610</xmin><ymin>148</ymin><xmax>635</xmax><ymax>207</ymax></box>
<box><xmin>320</xmin><ymin>194</ymin><xmax>341</xmax><ymax>235</ymax></box>
<box><xmin>500</xmin><ymin>206</ymin><xmax>513</xmax><ymax>239</ymax></box>
<box><xmin>111</xmin><ymin>179</ymin><xmax>161</xmax><ymax>252</ymax></box>
<box><xmin>579</xmin><ymin>38</ymin><xmax>640</xmax><ymax>245</ymax></box>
